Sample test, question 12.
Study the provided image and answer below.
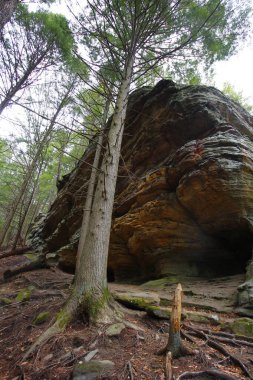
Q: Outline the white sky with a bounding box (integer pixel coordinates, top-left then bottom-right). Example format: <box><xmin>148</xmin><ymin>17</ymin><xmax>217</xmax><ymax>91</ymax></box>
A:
<box><xmin>213</xmin><ymin>0</ymin><xmax>253</xmax><ymax>105</ymax></box>
<box><xmin>214</xmin><ymin>41</ymin><xmax>253</xmax><ymax>105</ymax></box>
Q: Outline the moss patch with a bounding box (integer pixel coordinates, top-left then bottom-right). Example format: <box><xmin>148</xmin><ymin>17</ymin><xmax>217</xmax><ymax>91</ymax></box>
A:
<box><xmin>82</xmin><ymin>287</ymin><xmax>111</xmax><ymax>322</ymax></box>
<box><xmin>0</xmin><ymin>297</ymin><xmax>12</xmax><ymax>305</ymax></box>
<box><xmin>15</xmin><ymin>288</ymin><xmax>32</xmax><ymax>302</ymax></box>
<box><xmin>56</xmin><ymin>309</ymin><xmax>72</xmax><ymax>329</ymax></box>
<box><xmin>24</xmin><ymin>253</ymin><xmax>37</xmax><ymax>261</ymax></box>
<box><xmin>33</xmin><ymin>312</ymin><xmax>50</xmax><ymax>325</ymax></box>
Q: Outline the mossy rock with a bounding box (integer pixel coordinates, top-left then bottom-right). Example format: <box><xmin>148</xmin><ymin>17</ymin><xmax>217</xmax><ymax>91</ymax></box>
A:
<box><xmin>15</xmin><ymin>288</ymin><xmax>32</xmax><ymax>302</ymax></box>
<box><xmin>222</xmin><ymin>318</ymin><xmax>253</xmax><ymax>337</ymax></box>
<box><xmin>185</xmin><ymin>311</ymin><xmax>220</xmax><ymax>325</ymax></box>
<box><xmin>0</xmin><ymin>297</ymin><xmax>12</xmax><ymax>305</ymax></box>
<box><xmin>105</xmin><ymin>322</ymin><xmax>125</xmax><ymax>337</ymax></box>
<box><xmin>141</xmin><ymin>277</ymin><xmax>181</xmax><ymax>290</ymax></box>
<box><xmin>146</xmin><ymin>305</ymin><xmax>171</xmax><ymax>319</ymax></box>
<box><xmin>33</xmin><ymin>311</ymin><xmax>50</xmax><ymax>325</ymax></box>
<box><xmin>114</xmin><ymin>293</ymin><xmax>159</xmax><ymax>310</ymax></box>
<box><xmin>73</xmin><ymin>360</ymin><xmax>114</xmax><ymax>380</ymax></box>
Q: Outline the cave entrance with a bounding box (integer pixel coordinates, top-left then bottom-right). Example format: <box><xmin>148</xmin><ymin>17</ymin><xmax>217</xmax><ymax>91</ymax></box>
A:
<box><xmin>107</xmin><ymin>268</ymin><xmax>115</xmax><ymax>282</ymax></box>
<box><xmin>201</xmin><ymin>232</ymin><xmax>253</xmax><ymax>278</ymax></box>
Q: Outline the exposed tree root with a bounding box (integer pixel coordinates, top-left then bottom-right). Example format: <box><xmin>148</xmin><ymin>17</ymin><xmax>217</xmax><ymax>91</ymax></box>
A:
<box><xmin>4</xmin><ymin>257</ymin><xmax>46</xmax><ymax>280</ymax></box>
<box><xmin>22</xmin><ymin>288</ymin><xmax>123</xmax><ymax>360</ymax></box>
<box><xmin>199</xmin><ymin>327</ymin><xmax>253</xmax><ymax>346</ymax></box>
<box><xmin>22</xmin><ymin>318</ymin><xmax>67</xmax><ymax>361</ymax></box>
<box><xmin>177</xmin><ymin>369</ymin><xmax>239</xmax><ymax>380</ymax></box>
<box><xmin>183</xmin><ymin>324</ymin><xmax>253</xmax><ymax>380</ymax></box>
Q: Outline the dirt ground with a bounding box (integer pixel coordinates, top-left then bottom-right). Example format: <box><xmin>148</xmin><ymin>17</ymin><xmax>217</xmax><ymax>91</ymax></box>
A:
<box><xmin>0</xmin><ymin>256</ymin><xmax>253</xmax><ymax>380</ymax></box>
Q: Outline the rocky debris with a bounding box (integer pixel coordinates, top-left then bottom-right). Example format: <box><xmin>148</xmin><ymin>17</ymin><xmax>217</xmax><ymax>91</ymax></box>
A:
<box><xmin>72</xmin><ymin>360</ymin><xmax>114</xmax><ymax>380</ymax></box>
<box><xmin>105</xmin><ymin>322</ymin><xmax>125</xmax><ymax>337</ymax></box>
<box><xmin>82</xmin><ymin>349</ymin><xmax>99</xmax><ymax>362</ymax></box>
<box><xmin>237</xmin><ymin>256</ymin><xmax>253</xmax><ymax>316</ymax></box>
<box><xmin>28</xmin><ymin>81</ymin><xmax>253</xmax><ymax>312</ymax></box>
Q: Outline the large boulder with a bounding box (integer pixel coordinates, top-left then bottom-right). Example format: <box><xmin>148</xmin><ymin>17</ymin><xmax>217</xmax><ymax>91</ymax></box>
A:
<box><xmin>30</xmin><ymin>81</ymin><xmax>253</xmax><ymax>298</ymax></box>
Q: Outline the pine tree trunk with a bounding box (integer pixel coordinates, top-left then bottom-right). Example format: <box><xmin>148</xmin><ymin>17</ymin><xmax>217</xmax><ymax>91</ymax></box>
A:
<box><xmin>71</xmin><ymin>60</ymin><xmax>133</xmax><ymax>323</ymax></box>
<box><xmin>12</xmin><ymin>167</ymin><xmax>41</xmax><ymax>251</ymax></box>
<box><xmin>75</xmin><ymin>98</ymin><xmax>110</xmax><ymax>272</ymax></box>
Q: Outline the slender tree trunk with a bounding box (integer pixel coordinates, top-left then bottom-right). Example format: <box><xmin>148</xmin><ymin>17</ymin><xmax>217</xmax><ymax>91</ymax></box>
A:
<box><xmin>0</xmin><ymin>85</ymin><xmax>73</xmax><ymax>247</ymax></box>
<box><xmin>23</xmin><ymin>198</ymin><xmax>43</xmax><ymax>242</ymax></box>
<box><xmin>75</xmin><ymin>98</ymin><xmax>110</xmax><ymax>272</ymax></box>
<box><xmin>56</xmin><ymin>133</ymin><xmax>71</xmax><ymax>185</ymax></box>
<box><xmin>0</xmin><ymin>0</ymin><xmax>18</xmax><ymax>33</ymax></box>
<box><xmin>12</xmin><ymin>165</ymin><xmax>41</xmax><ymax>251</ymax></box>
<box><xmin>71</xmin><ymin>59</ymin><xmax>133</xmax><ymax>323</ymax></box>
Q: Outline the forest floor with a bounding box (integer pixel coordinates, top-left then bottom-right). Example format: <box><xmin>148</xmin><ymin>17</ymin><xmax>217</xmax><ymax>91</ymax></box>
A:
<box><xmin>0</xmin><ymin>256</ymin><xmax>253</xmax><ymax>380</ymax></box>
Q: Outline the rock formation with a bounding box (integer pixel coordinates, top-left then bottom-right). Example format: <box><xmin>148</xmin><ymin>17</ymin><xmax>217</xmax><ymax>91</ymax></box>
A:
<box><xmin>29</xmin><ymin>80</ymin><xmax>253</xmax><ymax>314</ymax></box>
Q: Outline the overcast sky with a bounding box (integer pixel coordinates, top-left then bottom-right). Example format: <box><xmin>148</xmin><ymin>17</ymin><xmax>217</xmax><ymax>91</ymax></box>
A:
<box><xmin>214</xmin><ymin>40</ymin><xmax>253</xmax><ymax>105</ymax></box>
<box><xmin>213</xmin><ymin>0</ymin><xmax>253</xmax><ymax>105</ymax></box>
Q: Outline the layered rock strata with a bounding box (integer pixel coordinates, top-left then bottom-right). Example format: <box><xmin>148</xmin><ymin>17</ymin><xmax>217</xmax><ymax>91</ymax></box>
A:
<box><xmin>30</xmin><ymin>80</ymin><xmax>253</xmax><ymax>312</ymax></box>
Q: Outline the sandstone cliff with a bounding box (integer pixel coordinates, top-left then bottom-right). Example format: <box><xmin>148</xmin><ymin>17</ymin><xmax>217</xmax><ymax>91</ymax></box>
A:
<box><xmin>29</xmin><ymin>80</ymin><xmax>253</xmax><ymax>313</ymax></box>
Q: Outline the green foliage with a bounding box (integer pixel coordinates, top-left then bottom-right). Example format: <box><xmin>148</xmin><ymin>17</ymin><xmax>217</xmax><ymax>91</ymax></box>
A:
<box><xmin>222</xmin><ymin>82</ymin><xmax>252</xmax><ymax>113</ymax></box>
<box><xmin>79</xmin><ymin>0</ymin><xmax>252</xmax><ymax>88</ymax></box>
<box><xmin>15</xmin><ymin>4</ymin><xmax>74</xmax><ymax>63</ymax></box>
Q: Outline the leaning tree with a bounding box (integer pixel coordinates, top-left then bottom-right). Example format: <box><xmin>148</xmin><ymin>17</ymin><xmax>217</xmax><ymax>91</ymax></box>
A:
<box><xmin>0</xmin><ymin>3</ymin><xmax>74</xmax><ymax>114</ymax></box>
<box><xmin>24</xmin><ymin>0</ymin><xmax>252</xmax><ymax>357</ymax></box>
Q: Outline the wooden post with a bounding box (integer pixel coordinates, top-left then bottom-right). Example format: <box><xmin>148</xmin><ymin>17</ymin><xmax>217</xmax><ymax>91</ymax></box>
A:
<box><xmin>167</xmin><ymin>283</ymin><xmax>183</xmax><ymax>358</ymax></box>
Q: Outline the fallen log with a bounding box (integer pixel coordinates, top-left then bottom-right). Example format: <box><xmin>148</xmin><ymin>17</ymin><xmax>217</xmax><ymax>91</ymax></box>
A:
<box><xmin>3</xmin><ymin>257</ymin><xmax>46</xmax><ymax>280</ymax></box>
<box><xmin>0</xmin><ymin>246</ymin><xmax>30</xmax><ymax>260</ymax></box>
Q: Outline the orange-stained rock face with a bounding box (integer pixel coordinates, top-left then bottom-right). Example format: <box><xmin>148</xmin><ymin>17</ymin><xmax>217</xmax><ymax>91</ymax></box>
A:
<box><xmin>29</xmin><ymin>80</ymin><xmax>253</xmax><ymax>282</ymax></box>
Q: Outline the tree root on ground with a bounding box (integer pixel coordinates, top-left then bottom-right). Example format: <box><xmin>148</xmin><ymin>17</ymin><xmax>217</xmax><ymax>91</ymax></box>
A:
<box><xmin>22</xmin><ymin>291</ymin><xmax>123</xmax><ymax>361</ymax></box>
<box><xmin>177</xmin><ymin>369</ymin><xmax>239</xmax><ymax>379</ymax></box>
<box><xmin>22</xmin><ymin>319</ymin><xmax>66</xmax><ymax>361</ymax></box>
<box><xmin>182</xmin><ymin>324</ymin><xmax>253</xmax><ymax>380</ymax></box>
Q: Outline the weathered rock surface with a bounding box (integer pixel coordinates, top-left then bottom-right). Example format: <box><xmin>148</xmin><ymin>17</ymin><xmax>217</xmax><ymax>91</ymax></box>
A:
<box><xmin>30</xmin><ymin>80</ymin><xmax>253</xmax><ymax>310</ymax></box>
<box><xmin>72</xmin><ymin>360</ymin><xmax>114</xmax><ymax>380</ymax></box>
